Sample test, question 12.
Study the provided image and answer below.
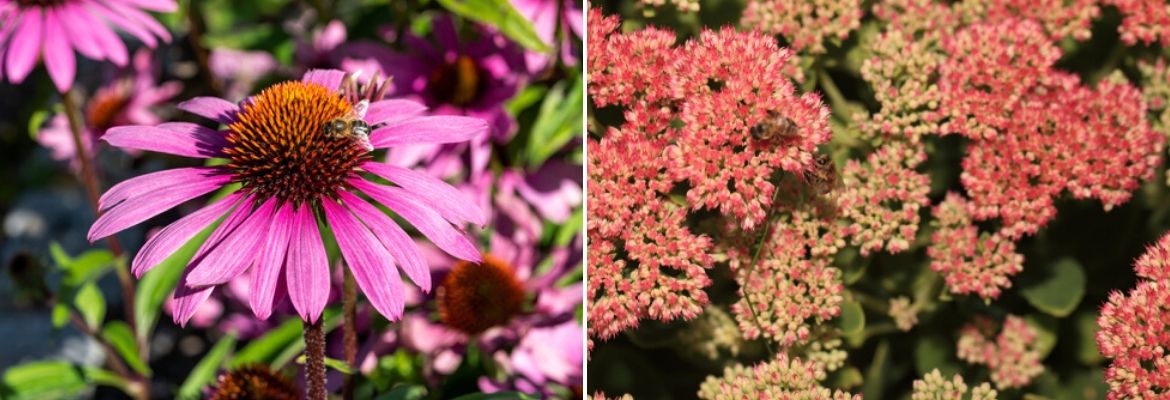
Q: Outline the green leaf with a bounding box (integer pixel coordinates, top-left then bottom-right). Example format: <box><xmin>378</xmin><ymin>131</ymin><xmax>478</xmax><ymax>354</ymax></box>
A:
<box><xmin>434</xmin><ymin>0</ymin><xmax>550</xmax><ymax>52</ymax></box>
<box><xmin>450</xmin><ymin>392</ymin><xmax>541</xmax><ymax>400</ymax></box>
<box><xmin>914</xmin><ymin>335</ymin><xmax>961</xmax><ymax>377</ymax></box>
<box><xmin>526</xmin><ymin>79</ymin><xmax>584</xmax><ymax>168</ymax></box>
<box><xmin>50</xmin><ymin>242</ymin><xmax>116</xmax><ymax>287</ymax></box>
<box><xmin>177</xmin><ymin>334</ymin><xmax>236</xmax><ymax>400</ymax></box>
<box><xmin>1025</xmin><ymin>314</ymin><xmax>1059</xmax><ymax>359</ymax></box>
<box><xmin>230</xmin><ymin>319</ymin><xmax>304</xmax><ymax>368</ymax></box>
<box><xmin>134</xmin><ymin>215</ymin><xmax>225</xmax><ymax>342</ymax></box>
<box><xmin>27</xmin><ymin>108</ymin><xmax>50</xmax><ymax>139</ymax></box>
<box><xmin>295</xmin><ymin>355</ymin><xmax>355</xmax><ymax>374</ymax></box>
<box><xmin>101</xmin><ymin>321</ymin><xmax>151</xmax><ymax>377</ymax></box>
<box><xmin>505</xmin><ymin>85</ymin><xmax>548</xmax><ymax>115</ymax></box>
<box><xmin>74</xmin><ymin>282</ymin><xmax>105</xmax><ymax>328</ymax></box>
<box><xmin>1</xmin><ymin>361</ymin><xmax>129</xmax><ymax>400</ymax></box>
<box><xmin>1074</xmin><ymin>311</ymin><xmax>1103</xmax><ymax>366</ymax></box>
<box><xmin>51</xmin><ymin>303</ymin><xmax>70</xmax><ymax>328</ymax></box>
<box><xmin>554</xmin><ymin>207</ymin><xmax>583</xmax><ymax>247</ymax></box>
<box><xmin>836</xmin><ymin>300</ymin><xmax>865</xmax><ymax>336</ymax></box>
<box><xmin>374</xmin><ymin>384</ymin><xmax>428</xmax><ymax>400</ymax></box>
<box><xmin>1021</xmin><ymin>257</ymin><xmax>1086</xmax><ymax>317</ymax></box>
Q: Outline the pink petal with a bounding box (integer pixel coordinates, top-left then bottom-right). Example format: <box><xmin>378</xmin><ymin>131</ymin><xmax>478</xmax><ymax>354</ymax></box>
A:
<box><xmin>184</xmin><ymin>197</ymin><xmax>278</xmax><ymax>287</ymax></box>
<box><xmin>41</xmin><ymin>8</ymin><xmax>75</xmax><ymax>92</ymax></box>
<box><xmin>131</xmin><ymin>192</ymin><xmax>244</xmax><ymax>277</ymax></box>
<box><xmin>302</xmin><ymin>69</ymin><xmax>345</xmax><ymax>90</ymax></box>
<box><xmin>369</xmin><ymin>116</ymin><xmax>488</xmax><ymax>148</ymax></box>
<box><xmin>86</xmin><ymin>1</ymin><xmax>157</xmax><ymax>47</ymax></box>
<box><xmin>6</xmin><ymin>8</ymin><xmax>43</xmax><ymax>82</ymax></box>
<box><xmin>322</xmin><ymin>200</ymin><xmax>406</xmax><ymax>321</ymax></box>
<box><xmin>55</xmin><ymin>6</ymin><xmax>102</xmax><ymax>61</ymax></box>
<box><xmin>249</xmin><ymin>202</ymin><xmax>294</xmax><ymax>319</ymax></box>
<box><xmin>102</xmin><ymin>123</ymin><xmax>227</xmax><ymax>158</ymax></box>
<box><xmin>286</xmin><ymin>203</ymin><xmax>331</xmax><ymax>323</ymax></box>
<box><xmin>365</xmin><ymin>99</ymin><xmax>427</xmax><ymax>126</ymax></box>
<box><xmin>103</xmin><ymin>0</ymin><xmax>171</xmax><ymax>43</ymax></box>
<box><xmin>97</xmin><ymin>166</ymin><xmax>226</xmax><ymax>211</ymax></box>
<box><xmin>178</xmin><ymin>97</ymin><xmax>238</xmax><ymax>124</ymax></box>
<box><xmin>361</xmin><ymin>161</ymin><xmax>484</xmax><ymax>226</ymax></box>
<box><xmin>121</xmin><ymin>0</ymin><xmax>178</xmax><ymax>12</ymax></box>
<box><xmin>171</xmin><ymin>274</ymin><xmax>215</xmax><ymax>327</ymax></box>
<box><xmin>88</xmin><ymin>170</ymin><xmax>231</xmax><ymax>242</ymax></box>
<box><xmin>336</xmin><ymin>191</ymin><xmax>430</xmax><ymax>290</ymax></box>
<box><xmin>350</xmin><ymin>179</ymin><xmax>481</xmax><ymax>262</ymax></box>
<box><xmin>73</xmin><ymin>4</ymin><xmax>127</xmax><ymax>65</ymax></box>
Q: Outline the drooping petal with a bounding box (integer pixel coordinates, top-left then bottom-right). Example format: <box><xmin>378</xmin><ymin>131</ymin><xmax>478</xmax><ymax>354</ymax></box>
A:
<box><xmin>89</xmin><ymin>171</ymin><xmax>231</xmax><ymax>242</ymax></box>
<box><xmin>184</xmin><ymin>197</ymin><xmax>278</xmax><ymax>287</ymax></box>
<box><xmin>74</xmin><ymin>4</ymin><xmax>127</xmax><ymax>65</ymax></box>
<box><xmin>177</xmin><ymin>97</ymin><xmax>239</xmax><ymax>125</ymax></box>
<box><xmin>365</xmin><ymin>99</ymin><xmax>427</xmax><ymax>126</ymax></box>
<box><xmin>86</xmin><ymin>1</ymin><xmax>157</xmax><ymax>47</ymax></box>
<box><xmin>337</xmin><ymin>191</ymin><xmax>430</xmax><ymax>291</ymax></box>
<box><xmin>361</xmin><ymin>161</ymin><xmax>484</xmax><ymax>226</ymax></box>
<box><xmin>132</xmin><ymin>191</ymin><xmax>243</xmax><ymax>277</ymax></box>
<box><xmin>302</xmin><ymin>69</ymin><xmax>345</xmax><ymax>90</ymax></box>
<box><xmin>285</xmin><ymin>203</ymin><xmax>331</xmax><ymax>323</ymax></box>
<box><xmin>350</xmin><ymin>179</ymin><xmax>481</xmax><ymax>262</ymax></box>
<box><xmin>368</xmin><ymin>116</ymin><xmax>489</xmax><ymax>148</ymax></box>
<box><xmin>41</xmin><ymin>8</ymin><xmax>75</xmax><ymax>92</ymax></box>
<box><xmin>249</xmin><ymin>202</ymin><xmax>294</xmax><ymax>319</ymax></box>
<box><xmin>97</xmin><ymin>167</ymin><xmax>226</xmax><ymax>211</ymax></box>
<box><xmin>171</xmin><ymin>273</ymin><xmax>215</xmax><ymax>327</ymax></box>
<box><xmin>103</xmin><ymin>0</ymin><xmax>171</xmax><ymax>44</ymax></box>
<box><xmin>6</xmin><ymin>8</ymin><xmax>43</xmax><ymax>82</ymax></box>
<box><xmin>102</xmin><ymin>124</ymin><xmax>227</xmax><ymax>158</ymax></box>
<box><xmin>322</xmin><ymin>200</ymin><xmax>406</xmax><ymax>320</ymax></box>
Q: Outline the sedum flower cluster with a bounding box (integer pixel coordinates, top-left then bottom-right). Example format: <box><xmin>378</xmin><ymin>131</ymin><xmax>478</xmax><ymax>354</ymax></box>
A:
<box><xmin>1098</xmin><ymin>233</ymin><xmax>1170</xmax><ymax>399</ymax></box>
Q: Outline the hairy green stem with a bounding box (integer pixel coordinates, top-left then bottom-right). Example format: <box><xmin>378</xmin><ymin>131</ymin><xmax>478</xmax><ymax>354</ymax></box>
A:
<box><xmin>305</xmin><ymin>320</ymin><xmax>327</xmax><ymax>400</ymax></box>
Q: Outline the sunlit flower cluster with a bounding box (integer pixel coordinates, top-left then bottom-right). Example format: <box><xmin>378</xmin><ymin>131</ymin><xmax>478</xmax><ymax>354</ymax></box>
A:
<box><xmin>836</xmin><ymin>141</ymin><xmax>930</xmax><ymax>255</ymax></box>
<box><xmin>741</xmin><ymin>0</ymin><xmax>862</xmax><ymax>54</ymax></box>
<box><xmin>1102</xmin><ymin>0</ymin><xmax>1170</xmax><ymax>45</ymax></box>
<box><xmin>1097</xmin><ymin>233</ymin><xmax>1170</xmax><ymax>399</ymax></box>
<box><xmin>927</xmin><ymin>194</ymin><xmax>1023</xmax><ymax>300</ymax></box>
<box><xmin>697</xmin><ymin>354</ymin><xmax>860</xmax><ymax>400</ymax></box>
<box><xmin>952</xmin><ymin>0</ymin><xmax>1098</xmax><ymax>41</ymax></box>
<box><xmin>956</xmin><ymin>315</ymin><xmax>1044</xmax><ymax>389</ymax></box>
<box><xmin>911</xmin><ymin>369</ymin><xmax>997</xmax><ymax>400</ymax></box>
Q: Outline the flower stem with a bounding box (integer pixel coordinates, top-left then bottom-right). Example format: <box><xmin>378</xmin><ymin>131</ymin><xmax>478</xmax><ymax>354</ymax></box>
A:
<box><xmin>742</xmin><ymin>187</ymin><xmax>784</xmax><ymax>355</ymax></box>
<box><xmin>342</xmin><ymin>267</ymin><xmax>357</xmax><ymax>400</ymax></box>
<box><xmin>185</xmin><ymin>0</ymin><xmax>222</xmax><ymax>96</ymax></box>
<box><xmin>304</xmin><ymin>320</ymin><xmax>327</xmax><ymax>400</ymax></box>
<box><xmin>62</xmin><ymin>87</ymin><xmax>144</xmax><ymax>361</ymax></box>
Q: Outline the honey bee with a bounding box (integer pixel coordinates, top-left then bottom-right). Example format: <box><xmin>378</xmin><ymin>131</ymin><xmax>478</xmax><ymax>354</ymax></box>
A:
<box><xmin>750</xmin><ymin>111</ymin><xmax>799</xmax><ymax>141</ymax></box>
<box><xmin>323</xmin><ymin>114</ymin><xmax>373</xmax><ymax>151</ymax></box>
<box><xmin>805</xmin><ymin>153</ymin><xmax>838</xmax><ymax>195</ymax></box>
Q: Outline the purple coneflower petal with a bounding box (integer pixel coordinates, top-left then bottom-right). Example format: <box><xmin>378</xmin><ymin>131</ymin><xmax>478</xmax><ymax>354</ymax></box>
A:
<box><xmin>104</xmin><ymin>1</ymin><xmax>171</xmax><ymax>43</ymax></box>
<box><xmin>89</xmin><ymin>170</ymin><xmax>230</xmax><ymax>242</ymax></box>
<box><xmin>87</xmin><ymin>1</ymin><xmax>157</xmax><ymax>47</ymax></box>
<box><xmin>303</xmin><ymin>69</ymin><xmax>346</xmax><ymax>90</ymax></box>
<box><xmin>323</xmin><ymin>200</ymin><xmax>406</xmax><ymax>320</ymax></box>
<box><xmin>171</xmin><ymin>272</ymin><xmax>215</xmax><ymax>327</ymax></box>
<box><xmin>365</xmin><ymin>99</ymin><xmax>427</xmax><ymax>126</ymax></box>
<box><xmin>178</xmin><ymin>97</ymin><xmax>238</xmax><ymax>125</ymax></box>
<box><xmin>121</xmin><ymin>0</ymin><xmax>179</xmax><ymax>12</ymax></box>
<box><xmin>432</xmin><ymin>16</ymin><xmax>461</xmax><ymax>53</ymax></box>
<box><xmin>337</xmin><ymin>191</ymin><xmax>430</xmax><ymax>291</ymax></box>
<box><xmin>132</xmin><ymin>192</ymin><xmax>243</xmax><ymax>277</ymax></box>
<box><xmin>362</xmin><ymin>161</ymin><xmax>485</xmax><ymax>226</ymax></box>
<box><xmin>368</xmin><ymin>116</ymin><xmax>488</xmax><ymax>148</ymax></box>
<box><xmin>102</xmin><ymin>123</ymin><xmax>227</xmax><ymax>158</ymax></box>
<box><xmin>249</xmin><ymin>202</ymin><xmax>294</xmax><ymax>320</ymax></box>
<box><xmin>286</xmin><ymin>203</ymin><xmax>331</xmax><ymax>323</ymax></box>
<box><xmin>97</xmin><ymin>166</ymin><xmax>224</xmax><ymax>211</ymax></box>
<box><xmin>74</xmin><ymin>4</ymin><xmax>127</xmax><ymax>65</ymax></box>
<box><xmin>185</xmin><ymin>197</ymin><xmax>278</xmax><ymax>287</ymax></box>
<box><xmin>350</xmin><ymin>179</ymin><xmax>481</xmax><ymax>262</ymax></box>
<box><xmin>6</xmin><ymin>8</ymin><xmax>43</xmax><ymax>82</ymax></box>
<box><xmin>41</xmin><ymin>8</ymin><xmax>75</xmax><ymax>91</ymax></box>
<box><xmin>56</xmin><ymin>6</ymin><xmax>103</xmax><ymax>60</ymax></box>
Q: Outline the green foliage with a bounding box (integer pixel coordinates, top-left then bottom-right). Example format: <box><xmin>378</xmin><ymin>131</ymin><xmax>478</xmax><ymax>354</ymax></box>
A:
<box><xmin>0</xmin><ymin>362</ymin><xmax>129</xmax><ymax>400</ymax></box>
<box><xmin>134</xmin><ymin>216</ymin><xmax>223</xmax><ymax>343</ymax></box>
<box><xmin>526</xmin><ymin>78</ymin><xmax>584</xmax><ymax>168</ymax></box>
<box><xmin>435</xmin><ymin>0</ymin><xmax>550</xmax><ymax>52</ymax></box>
<box><xmin>1021</xmin><ymin>258</ymin><xmax>1087</xmax><ymax>317</ymax></box>
<box><xmin>837</xmin><ymin>300</ymin><xmax>865</xmax><ymax>336</ymax></box>
<box><xmin>177</xmin><ymin>334</ymin><xmax>237</xmax><ymax>399</ymax></box>
<box><xmin>101</xmin><ymin>321</ymin><xmax>151</xmax><ymax>377</ymax></box>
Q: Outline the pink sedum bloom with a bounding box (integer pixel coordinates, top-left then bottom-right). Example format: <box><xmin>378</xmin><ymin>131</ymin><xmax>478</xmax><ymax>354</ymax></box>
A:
<box><xmin>741</xmin><ymin>0</ymin><xmax>863</xmax><ymax>54</ymax></box>
<box><xmin>1103</xmin><ymin>0</ymin><xmax>1170</xmax><ymax>45</ymax></box>
<box><xmin>956</xmin><ymin>315</ymin><xmax>1044</xmax><ymax>389</ymax></box>
<box><xmin>0</xmin><ymin>0</ymin><xmax>176</xmax><ymax>91</ymax></box>
<box><xmin>928</xmin><ymin>193</ymin><xmax>1023</xmax><ymax>300</ymax></box>
<box><xmin>88</xmin><ymin>69</ymin><xmax>487</xmax><ymax>324</ymax></box>
<box><xmin>1098</xmin><ymin>232</ymin><xmax>1170</xmax><ymax>399</ymax></box>
<box><xmin>912</xmin><ymin>369</ymin><xmax>998</xmax><ymax>400</ymax></box>
<box><xmin>697</xmin><ymin>353</ymin><xmax>859</xmax><ymax>399</ymax></box>
<box><xmin>836</xmin><ymin>141</ymin><xmax>930</xmax><ymax>255</ymax></box>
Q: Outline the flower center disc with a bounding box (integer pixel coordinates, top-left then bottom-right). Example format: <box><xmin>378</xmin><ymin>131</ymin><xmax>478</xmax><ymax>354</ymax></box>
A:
<box><xmin>87</xmin><ymin>86</ymin><xmax>129</xmax><ymax>132</ymax></box>
<box><xmin>437</xmin><ymin>254</ymin><xmax>527</xmax><ymax>335</ymax></box>
<box><xmin>428</xmin><ymin>55</ymin><xmax>484</xmax><ymax>107</ymax></box>
<box><xmin>210</xmin><ymin>364</ymin><xmax>300</xmax><ymax>400</ymax></box>
<box><xmin>224</xmin><ymin>81</ymin><xmax>367</xmax><ymax>205</ymax></box>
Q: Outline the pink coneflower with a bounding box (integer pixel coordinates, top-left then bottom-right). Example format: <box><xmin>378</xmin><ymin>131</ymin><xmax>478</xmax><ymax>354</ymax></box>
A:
<box><xmin>0</xmin><ymin>0</ymin><xmax>176</xmax><ymax>91</ymax></box>
<box><xmin>37</xmin><ymin>48</ymin><xmax>181</xmax><ymax>170</ymax></box>
<box><xmin>88</xmin><ymin>69</ymin><xmax>486</xmax><ymax>324</ymax></box>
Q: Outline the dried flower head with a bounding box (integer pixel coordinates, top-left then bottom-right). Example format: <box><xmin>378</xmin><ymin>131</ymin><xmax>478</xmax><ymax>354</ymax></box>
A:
<box><xmin>1097</xmin><ymin>232</ymin><xmax>1170</xmax><ymax>399</ymax></box>
<box><xmin>911</xmin><ymin>369</ymin><xmax>997</xmax><ymax>400</ymax></box>
<box><xmin>741</xmin><ymin>0</ymin><xmax>863</xmax><ymax>54</ymax></box>
<box><xmin>956</xmin><ymin>315</ymin><xmax>1044</xmax><ymax>389</ymax></box>
<box><xmin>209</xmin><ymin>364</ymin><xmax>300</xmax><ymax>400</ymax></box>
<box><xmin>697</xmin><ymin>354</ymin><xmax>859</xmax><ymax>399</ymax></box>
<box><xmin>927</xmin><ymin>194</ymin><xmax>1023</xmax><ymax>300</ymax></box>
